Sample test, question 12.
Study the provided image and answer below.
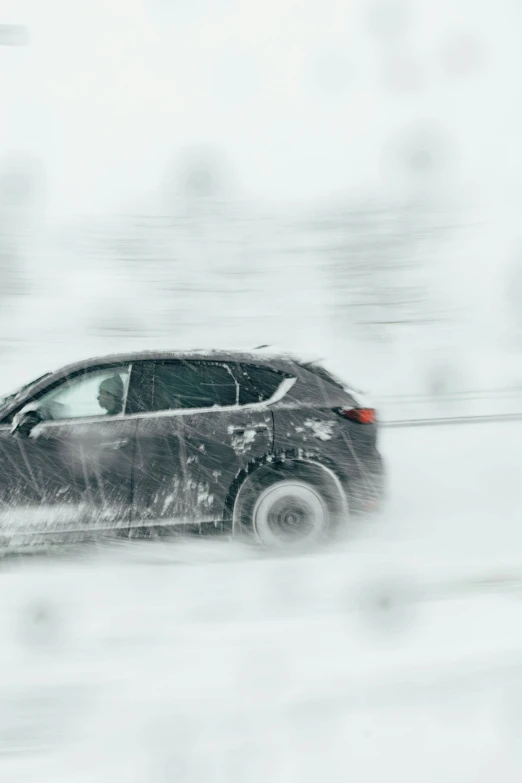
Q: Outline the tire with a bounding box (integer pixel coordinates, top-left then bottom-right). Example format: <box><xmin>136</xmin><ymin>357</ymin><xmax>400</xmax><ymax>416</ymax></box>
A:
<box><xmin>232</xmin><ymin>460</ymin><xmax>348</xmax><ymax>548</ymax></box>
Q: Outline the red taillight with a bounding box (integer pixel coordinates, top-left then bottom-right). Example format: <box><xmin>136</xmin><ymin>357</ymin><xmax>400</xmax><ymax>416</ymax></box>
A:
<box><xmin>337</xmin><ymin>407</ymin><xmax>376</xmax><ymax>424</ymax></box>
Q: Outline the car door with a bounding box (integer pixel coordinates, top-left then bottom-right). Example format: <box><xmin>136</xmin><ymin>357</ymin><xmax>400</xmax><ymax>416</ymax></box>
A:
<box><xmin>0</xmin><ymin>363</ymin><xmax>140</xmax><ymax>546</ymax></box>
<box><xmin>181</xmin><ymin>362</ymin><xmax>295</xmax><ymax>527</ymax></box>
<box><xmin>132</xmin><ymin>360</ymin><xmax>289</xmax><ymax>530</ymax></box>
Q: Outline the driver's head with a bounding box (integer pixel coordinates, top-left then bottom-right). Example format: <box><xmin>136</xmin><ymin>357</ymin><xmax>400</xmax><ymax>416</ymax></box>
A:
<box><xmin>98</xmin><ymin>375</ymin><xmax>124</xmax><ymax>415</ymax></box>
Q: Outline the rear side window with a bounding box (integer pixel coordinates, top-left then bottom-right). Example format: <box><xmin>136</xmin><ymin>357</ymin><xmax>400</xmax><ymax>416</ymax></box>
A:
<box><xmin>236</xmin><ymin>364</ymin><xmax>288</xmax><ymax>405</ymax></box>
<box><xmin>152</xmin><ymin>361</ymin><xmax>238</xmax><ymax>411</ymax></box>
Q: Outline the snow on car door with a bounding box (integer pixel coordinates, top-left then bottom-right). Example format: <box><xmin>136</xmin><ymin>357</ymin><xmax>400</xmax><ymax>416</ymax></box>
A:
<box><xmin>0</xmin><ymin>365</ymin><xmax>137</xmax><ymax>547</ymax></box>
<box><xmin>179</xmin><ymin>363</ymin><xmax>291</xmax><ymax>525</ymax></box>
<box><xmin>132</xmin><ymin>361</ymin><xmax>274</xmax><ymax>528</ymax></box>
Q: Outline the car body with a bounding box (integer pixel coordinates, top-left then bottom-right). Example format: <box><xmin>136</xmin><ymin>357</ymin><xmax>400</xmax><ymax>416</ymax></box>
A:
<box><xmin>0</xmin><ymin>349</ymin><xmax>384</xmax><ymax>550</ymax></box>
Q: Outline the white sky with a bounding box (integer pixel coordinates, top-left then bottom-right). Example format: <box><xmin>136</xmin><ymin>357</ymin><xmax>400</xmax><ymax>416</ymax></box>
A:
<box><xmin>1</xmin><ymin>0</ymin><xmax>522</xmax><ymax>217</ymax></box>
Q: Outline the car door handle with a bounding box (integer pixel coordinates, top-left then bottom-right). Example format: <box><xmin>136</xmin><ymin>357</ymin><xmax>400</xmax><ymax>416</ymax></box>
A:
<box><xmin>100</xmin><ymin>438</ymin><xmax>129</xmax><ymax>450</ymax></box>
<box><xmin>230</xmin><ymin>424</ymin><xmax>269</xmax><ymax>435</ymax></box>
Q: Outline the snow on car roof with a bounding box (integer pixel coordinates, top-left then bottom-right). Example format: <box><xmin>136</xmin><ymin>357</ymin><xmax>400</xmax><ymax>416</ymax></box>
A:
<box><xmin>47</xmin><ymin>347</ymin><xmax>302</xmax><ymax>378</ymax></box>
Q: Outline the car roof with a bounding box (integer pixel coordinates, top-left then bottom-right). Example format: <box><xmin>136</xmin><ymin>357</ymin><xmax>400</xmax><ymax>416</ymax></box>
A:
<box><xmin>50</xmin><ymin>348</ymin><xmax>302</xmax><ymax>377</ymax></box>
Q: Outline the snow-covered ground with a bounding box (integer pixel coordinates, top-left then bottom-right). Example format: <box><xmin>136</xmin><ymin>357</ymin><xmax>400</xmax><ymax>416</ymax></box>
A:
<box><xmin>1</xmin><ymin>419</ymin><xmax>522</xmax><ymax>782</ymax></box>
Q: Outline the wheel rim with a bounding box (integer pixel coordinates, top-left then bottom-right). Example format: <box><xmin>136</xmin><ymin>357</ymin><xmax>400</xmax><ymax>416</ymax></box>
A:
<box><xmin>253</xmin><ymin>481</ymin><xmax>329</xmax><ymax>546</ymax></box>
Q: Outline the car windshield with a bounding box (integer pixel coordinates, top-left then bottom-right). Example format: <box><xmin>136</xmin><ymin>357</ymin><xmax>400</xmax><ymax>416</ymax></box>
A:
<box><xmin>0</xmin><ymin>373</ymin><xmax>51</xmax><ymax>412</ymax></box>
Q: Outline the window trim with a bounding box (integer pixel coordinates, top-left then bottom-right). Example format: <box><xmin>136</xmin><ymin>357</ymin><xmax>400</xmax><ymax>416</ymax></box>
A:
<box><xmin>14</xmin><ymin>376</ymin><xmax>297</xmax><ymax>428</ymax></box>
<box><xmin>0</xmin><ymin>363</ymin><xmax>297</xmax><ymax>428</ymax></box>
<box><xmin>124</xmin><ymin>374</ymin><xmax>297</xmax><ymax>420</ymax></box>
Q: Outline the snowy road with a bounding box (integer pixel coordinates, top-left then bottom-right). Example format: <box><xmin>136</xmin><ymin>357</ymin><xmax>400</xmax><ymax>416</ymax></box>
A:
<box><xmin>1</xmin><ymin>420</ymin><xmax>522</xmax><ymax>781</ymax></box>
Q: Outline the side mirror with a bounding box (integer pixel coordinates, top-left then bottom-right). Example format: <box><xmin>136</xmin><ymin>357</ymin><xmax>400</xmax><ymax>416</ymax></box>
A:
<box><xmin>11</xmin><ymin>405</ymin><xmax>43</xmax><ymax>438</ymax></box>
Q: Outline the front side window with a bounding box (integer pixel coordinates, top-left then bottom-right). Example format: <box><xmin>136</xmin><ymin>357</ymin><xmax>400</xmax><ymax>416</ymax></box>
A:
<box><xmin>31</xmin><ymin>366</ymin><xmax>130</xmax><ymax>421</ymax></box>
<box><xmin>152</xmin><ymin>362</ymin><xmax>238</xmax><ymax>411</ymax></box>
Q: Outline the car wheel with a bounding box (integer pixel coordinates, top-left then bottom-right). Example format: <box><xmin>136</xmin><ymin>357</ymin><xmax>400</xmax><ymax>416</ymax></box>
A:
<box><xmin>232</xmin><ymin>461</ymin><xmax>347</xmax><ymax>548</ymax></box>
<box><xmin>252</xmin><ymin>479</ymin><xmax>329</xmax><ymax>547</ymax></box>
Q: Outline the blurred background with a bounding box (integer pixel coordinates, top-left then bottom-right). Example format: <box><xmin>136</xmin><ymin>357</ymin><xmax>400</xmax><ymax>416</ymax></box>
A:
<box><xmin>2</xmin><ymin>1</ymin><xmax>522</xmax><ymax>780</ymax></box>
<box><xmin>2</xmin><ymin>0</ymin><xmax>522</xmax><ymax>398</ymax></box>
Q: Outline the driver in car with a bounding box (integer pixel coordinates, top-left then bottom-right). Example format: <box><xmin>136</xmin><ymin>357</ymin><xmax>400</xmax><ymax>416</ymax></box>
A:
<box><xmin>97</xmin><ymin>375</ymin><xmax>124</xmax><ymax>416</ymax></box>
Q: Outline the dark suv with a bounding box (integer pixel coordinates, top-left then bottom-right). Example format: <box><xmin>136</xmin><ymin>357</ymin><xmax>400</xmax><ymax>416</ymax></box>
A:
<box><xmin>0</xmin><ymin>350</ymin><xmax>384</xmax><ymax>549</ymax></box>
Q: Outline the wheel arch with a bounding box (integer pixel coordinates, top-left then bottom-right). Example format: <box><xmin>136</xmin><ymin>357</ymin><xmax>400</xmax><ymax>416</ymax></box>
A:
<box><xmin>225</xmin><ymin>450</ymin><xmax>349</xmax><ymax>533</ymax></box>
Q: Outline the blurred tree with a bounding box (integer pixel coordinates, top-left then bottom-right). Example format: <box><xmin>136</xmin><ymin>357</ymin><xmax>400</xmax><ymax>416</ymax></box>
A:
<box><xmin>90</xmin><ymin>310</ymin><xmax>144</xmax><ymax>340</ymax></box>
<box><xmin>0</xmin><ymin>152</ymin><xmax>45</xmax><ymax>213</ymax></box>
<box><xmin>310</xmin><ymin>196</ymin><xmax>451</xmax><ymax>341</ymax></box>
<box><xmin>161</xmin><ymin>147</ymin><xmax>234</xmax><ymax>226</ymax></box>
<box><xmin>0</xmin><ymin>240</ymin><xmax>26</xmax><ymax>300</ymax></box>
<box><xmin>506</xmin><ymin>255</ymin><xmax>522</xmax><ymax>348</ymax></box>
<box><xmin>50</xmin><ymin>179</ymin><xmax>455</xmax><ymax>352</ymax></box>
<box><xmin>381</xmin><ymin>123</ymin><xmax>455</xmax><ymax>193</ymax></box>
<box><xmin>0</xmin><ymin>153</ymin><xmax>44</xmax><ymax>302</ymax></box>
